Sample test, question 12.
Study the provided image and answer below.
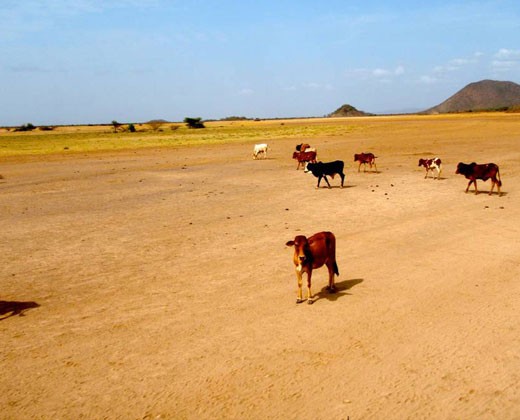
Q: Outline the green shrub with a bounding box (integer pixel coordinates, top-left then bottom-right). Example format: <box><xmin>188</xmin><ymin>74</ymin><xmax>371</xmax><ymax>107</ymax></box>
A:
<box><xmin>14</xmin><ymin>123</ymin><xmax>36</xmax><ymax>132</ymax></box>
<box><xmin>184</xmin><ymin>117</ymin><xmax>205</xmax><ymax>129</ymax></box>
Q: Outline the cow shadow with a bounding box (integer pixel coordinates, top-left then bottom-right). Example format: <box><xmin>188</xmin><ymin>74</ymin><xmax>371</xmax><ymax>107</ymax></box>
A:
<box><xmin>316</xmin><ymin>185</ymin><xmax>356</xmax><ymax>190</ymax></box>
<box><xmin>465</xmin><ymin>190</ymin><xmax>507</xmax><ymax>197</ymax></box>
<box><xmin>0</xmin><ymin>300</ymin><xmax>40</xmax><ymax>320</ymax></box>
<box><xmin>314</xmin><ymin>278</ymin><xmax>364</xmax><ymax>303</ymax></box>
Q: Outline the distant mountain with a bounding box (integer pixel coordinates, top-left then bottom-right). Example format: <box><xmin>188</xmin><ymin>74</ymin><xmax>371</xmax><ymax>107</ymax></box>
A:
<box><xmin>425</xmin><ymin>80</ymin><xmax>520</xmax><ymax>114</ymax></box>
<box><xmin>328</xmin><ymin>104</ymin><xmax>373</xmax><ymax>117</ymax></box>
<box><xmin>146</xmin><ymin>119</ymin><xmax>170</xmax><ymax>124</ymax></box>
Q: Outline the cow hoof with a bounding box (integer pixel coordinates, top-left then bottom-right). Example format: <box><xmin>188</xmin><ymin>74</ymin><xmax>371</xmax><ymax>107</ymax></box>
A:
<box><xmin>296</xmin><ymin>298</ymin><xmax>304</xmax><ymax>304</ymax></box>
<box><xmin>328</xmin><ymin>287</ymin><xmax>337</xmax><ymax>294</ymax></box>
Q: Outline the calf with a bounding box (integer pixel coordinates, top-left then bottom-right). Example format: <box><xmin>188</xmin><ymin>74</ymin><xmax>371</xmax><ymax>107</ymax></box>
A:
<box><xmin>253</xmin><ymin>143</ymin><xmax>268</xmax><ymax>159</ymax></box>
<box><xmin>418</xmin><ymin>157</ymin><xmax>442</xmax><ymax>179</ymax></box>
<box><xmin>456</xmin><ymin>162</ymin><xmax>502</xmax><ymax>195</ymax></box>
<box><xmin>286</xmin><ymin>231</ymin><xmax>339</xmax><ymax>304</ymax></box>
<box><xmin>354</xmin><ymin>152</ymin><xmax>378</xmax><ymax>172</ymax></box>
<box><xmin>306</xmin><ymin>161</ymin><xmax>345</xmax><ymax>188</ymax></box>
<box><xmin>292</xmin><ymin>150</ymin><xmax>317</xmax><ymax>170</ymax></box>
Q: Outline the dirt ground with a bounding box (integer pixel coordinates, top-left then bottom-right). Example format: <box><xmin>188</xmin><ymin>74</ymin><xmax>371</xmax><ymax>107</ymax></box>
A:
<box><xmin>1</xmin><ymin>115</ymin><xmax>520</xmax><ymax>419</ymax></box>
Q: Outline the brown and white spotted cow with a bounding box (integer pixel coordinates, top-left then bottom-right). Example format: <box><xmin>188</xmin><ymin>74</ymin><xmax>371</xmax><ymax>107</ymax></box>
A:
<box><xmin>418</xmin><ymin>157</ymin><xmax>442</xmax><ymax>179</ymax></box>
<box><xmin>285</xmin><ymin>231</ymin><xmax>339</xmax><ymax>304</ymax></box>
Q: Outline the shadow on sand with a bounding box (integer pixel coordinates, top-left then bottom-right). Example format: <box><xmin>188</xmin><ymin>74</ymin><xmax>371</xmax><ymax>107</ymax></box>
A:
<box><xmin>0</xmin><ymin>300</ymin><xmax>40</xmax><ymax>320</ymax></box>
<box><xmin>313</xmin><ymin>278</ymin><xmax>364</xmax><ymax>303</ymax></box>
<box><xmin>316</xmin><ymin>184</ymin><xmax>356</xmax><ymax>190</ymax></box>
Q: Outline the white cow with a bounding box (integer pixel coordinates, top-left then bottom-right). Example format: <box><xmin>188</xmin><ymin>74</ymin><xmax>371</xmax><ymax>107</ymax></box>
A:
<box><xmin>253</xmin><ymin>143</ymin><xmax>269</xmax><ymax>159</ymax></box>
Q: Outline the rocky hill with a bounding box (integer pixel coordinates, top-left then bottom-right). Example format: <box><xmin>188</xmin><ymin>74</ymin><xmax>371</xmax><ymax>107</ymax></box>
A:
<box><xmin>425</xmin><ymin>80</ymin><xmax>520</xmax><ymax>114</ymax></box>
<box><xmin>328</xmin><ymin>104</ymin><xmax>373</xmax><ymax>117</ymax></box>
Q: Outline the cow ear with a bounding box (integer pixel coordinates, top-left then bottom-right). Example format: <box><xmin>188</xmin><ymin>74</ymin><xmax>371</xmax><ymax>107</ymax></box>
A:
<box><xmin>286</xmin><ymin>240</ymin><xmax>295</xmax><ymax>247</ymax></box>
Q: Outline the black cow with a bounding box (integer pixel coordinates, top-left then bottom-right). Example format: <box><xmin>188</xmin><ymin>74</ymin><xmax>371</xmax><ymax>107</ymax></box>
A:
<box><xmin>306</xmin><ymin>161</ymin><xmax>345</xmax><ymax>188</ymax></box>
<box><xmin>455</xmin><ymin>162</ymin><xmax>502</xmax><ymax>195</ymax></box>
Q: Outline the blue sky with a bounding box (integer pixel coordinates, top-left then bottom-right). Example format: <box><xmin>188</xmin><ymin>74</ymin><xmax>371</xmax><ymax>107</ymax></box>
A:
<box><xmin>1</xmin><ymin>0</ymin><xmax>520</xmax><ymax>125</ymax></box>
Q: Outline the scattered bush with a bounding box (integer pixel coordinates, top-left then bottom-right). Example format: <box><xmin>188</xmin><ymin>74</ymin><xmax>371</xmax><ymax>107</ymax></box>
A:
<box><xmin>147</xmin><ymin>121</ymin><xmax>166</xmax><ymax>131</ymax></box>
<box><xmin>112</xmin><ymin>120</ymin><xmax>122</xmax><ymax>133</ymax></box>
<box><xmin>220</xmin><ymin>116</ymin><xmax>248</xmax><ymax>121</ymax></box>
<box><xmin>14</xmin><ymin>123</ymin><xmax>36</xmax><ymax>132</ymax></box>
<box><xmin>184</xmin><ymin>117</ymin><xmax>205</xmax><ymax>129</ymax></box>
<box><xmin>128</xmin><ymin>123</ymin><xmax>136</xmax><ymax>132</ymax></box>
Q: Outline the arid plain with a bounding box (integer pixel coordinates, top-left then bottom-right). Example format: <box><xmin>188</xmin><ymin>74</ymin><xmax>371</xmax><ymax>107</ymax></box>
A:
<box><xmin>1</xmin><ymin>114</ymin><xmax>520</xmax><ymax>419</ymax></box>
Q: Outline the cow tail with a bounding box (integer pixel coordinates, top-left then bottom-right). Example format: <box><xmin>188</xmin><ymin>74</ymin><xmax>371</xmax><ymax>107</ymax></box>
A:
<box><xmin>497</xmin><ymin>167</ymin><xmax>502</xmax><ymax>187</ymax></box>
<box><xmin>333</xmin><ymin>261</ymin><xmax>339</xmax><ymax>276</ymax></box>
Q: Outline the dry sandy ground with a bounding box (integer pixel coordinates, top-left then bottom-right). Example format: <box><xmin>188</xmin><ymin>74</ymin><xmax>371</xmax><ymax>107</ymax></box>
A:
<box><xmin>1</xmin><ymin>115</ymin><xmax>520</xmax><ymax>419</ymax></box>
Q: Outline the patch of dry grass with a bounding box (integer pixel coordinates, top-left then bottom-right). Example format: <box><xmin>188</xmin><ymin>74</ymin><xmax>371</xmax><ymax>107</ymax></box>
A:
<box><xmin>1</xmin><ymin>113</ymin><xmax>519</xmax><ymax>159</ymax></box>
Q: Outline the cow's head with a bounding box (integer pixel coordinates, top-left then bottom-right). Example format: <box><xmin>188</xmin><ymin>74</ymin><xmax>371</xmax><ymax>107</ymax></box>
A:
<box><xmin>418</xmin><ymin>159</ymin><xmax>425</xmax><ymax>167</ymax></box>
<box><xmin>456</xmin><ymin>162</ymin><xmax>475</xmax><ymax>175</ymax></box>
<box><xmin>305</xmin><ymin>162</ymin><xmax>317</xmax><ymax>172</ymax></box>
<box><xmin>286</xmin><ymin>235</ymin><xmax>311</xmax><ymax>266</ymax></box>
<box><xmin>354</xmin><ymin>154</ymin><xmax>360</xmax><ymax>161</ymax></box>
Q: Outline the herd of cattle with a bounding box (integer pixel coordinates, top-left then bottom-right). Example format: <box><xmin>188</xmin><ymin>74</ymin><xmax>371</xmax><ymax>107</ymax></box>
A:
<box><xmin>253</xmin><ymin>142</ymin><xmax>504</xmax><ymax>304</ymax></box>
<box><xmin>253</xmin><ymin>142</ymin><xmax>503</xmax><ymax>196</ymax></box>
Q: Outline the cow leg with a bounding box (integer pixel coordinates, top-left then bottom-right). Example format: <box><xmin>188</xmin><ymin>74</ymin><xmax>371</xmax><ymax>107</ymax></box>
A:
<box><xmin>465</xmin><ymin>180</ymin><xmax>472</xmax><ymax>193</ymax></box>
<box><xmin>489</xmin><ymin>180</ymin><xmax>495</xmax><ymax>195</ymax></box>
<box><xmin>424</xmin><ymin>170</ymin><xmax>428</xmax><ymax>179</ymax></box>
<box><xmin>323</xmin><ymin>176</ymin><xmax>331</xmax><ymax>189</ymax></box>
<box><xmin>306</xmin><ymin>272</ymin><xmax>314</xmax><ymax>304</ymax></box>
<box><xmin>339</xmin><ymin>173</ymin><xmax>345</xmax><ymax>188</ymax></box>
<box><xmin>316</xmin><ymin>175</ymin><xmax>322</xmax><ymax>188</ymax></box>
<box><xmin>473</xmin><ymin>180</ymin><xmax>479</xmax><ymax>194</ymax></box>
<box><xmin>326</xmin><ymin>263</ymin><xmax>337</xmax><ymax>293</ymax></box>
<box><xmin>373</xmin><ymin>162</ymin><xmax>378</xmax><ymax>172</ymax></box>
<box><xmin>295</xmin><ymin>269</ymin><xmax>304</xmax><ymax>304</ymax></box>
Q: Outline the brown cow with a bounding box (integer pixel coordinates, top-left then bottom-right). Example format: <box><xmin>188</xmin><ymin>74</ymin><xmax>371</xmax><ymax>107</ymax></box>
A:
<box><xmin>285</xmin><ymin>231</ymin><xmax>339</xmax><ymax>304</ymax></box>
<box><xmin>456</xmin><ymin>162</ymin><xmax>502</xmax><ymax>195</ymax></box>
<box><xmin>354</xmin><ymin>152</ymin><xmax>378</xmax><ymax>172</ymax></box>
<box><xmin>292</xmin><ymin>150</ymin><xmax>317</xmax><ymax>170</ymax></box>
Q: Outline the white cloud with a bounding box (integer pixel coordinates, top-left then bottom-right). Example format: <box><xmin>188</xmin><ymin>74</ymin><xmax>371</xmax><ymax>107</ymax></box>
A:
<box><xmin>373</xmin><ymin>68</ymin><xmax>389</xmax><ymax>77</ymax></box>
<box><xmin>492</xmin><ymin>48</ymin><xmax>520</xmax><ymax>72</ymax></box>
<box><xmin>346</xmin><ymin>65</ymin><xmax>404</xmax><ymax>81</ymax></box>
<box><xmin>495</xmin><ymin>48</ymin><xmax>520</xmax><ymax>59</ymax></box>
<box><xmin>394</xmin><ymin>65</ymin><xmax>405</xmax><ymax>76</ymax></box>
<box><xmin>238</xmin><ymin>88</ymin><xmax>254</xmax><ymax>96</ymax></box>
<box><xmin>302</xmin><ymin>82</ymin><xmax>333</xmax><ymax>91</ymax></box>
<box><xmin>419</xmin><ymin>75</ymin><xmax>437</xmax><ymax>84</ymax></box>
